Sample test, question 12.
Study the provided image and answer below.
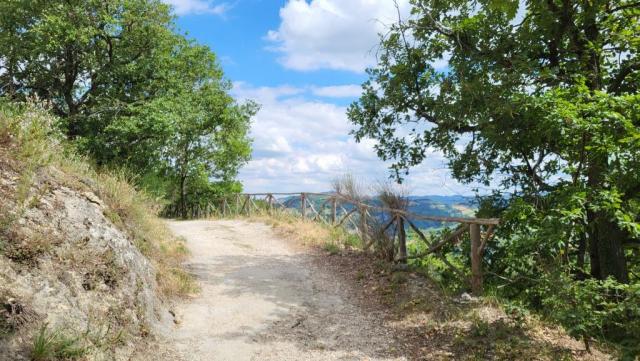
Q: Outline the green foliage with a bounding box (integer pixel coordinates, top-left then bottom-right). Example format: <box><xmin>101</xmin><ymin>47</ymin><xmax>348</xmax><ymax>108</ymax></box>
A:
<box><xmin>536</xmin><ymin>275</ymin><xmax>640</xmax><ymax>359</ymax></box>
<box><xmin>0</xmin><ymin>0</ymin><xmax>256</xmax><ymax>215</ymax></box>
<box><xmin>350</xmin><ymin>0</ymin><xmax>640</xmax><ymax>354</ymax></box>
<box><xmin>406</xmin><ymin>228</ymin><xmax>468</xmax><ymax>292</ymax></box>
<box><xmin>350</xmin><ymin>0</ymin><xmax>639</xmax><ymax>279</ymax></box>
<box><xmin>342</xmin><ymin>232</ymin><xmax>362</xmax><ymax>249</ymax></box>
<box><xmin>31</xmin><ymin>324</ymin><xmax>86</xmax><ymax>361</ymax></box>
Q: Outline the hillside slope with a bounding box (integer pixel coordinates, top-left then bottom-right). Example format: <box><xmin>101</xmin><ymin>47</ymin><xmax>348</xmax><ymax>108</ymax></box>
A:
<box><xmin>0</xmin><ymin>101</ymin><xmax>190</xmax><ymax>360</ymax></box>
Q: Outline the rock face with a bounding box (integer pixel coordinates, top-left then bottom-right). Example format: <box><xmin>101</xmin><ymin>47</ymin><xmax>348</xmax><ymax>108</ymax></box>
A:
<box><xmin>0</xmin><ymin>167</ymin><xmax>165</xmax><ymax>360</ymax></box>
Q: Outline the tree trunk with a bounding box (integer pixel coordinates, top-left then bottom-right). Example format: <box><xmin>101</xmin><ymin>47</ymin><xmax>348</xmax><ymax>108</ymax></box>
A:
<box><xmin>576</xmin><ymin>231</ymin><xmax>587</xmax><ymax>280</ymax></box>
<box><xmin>397</xmin><ymin>216</ymin><xmax>407</xmax><ymax>263</ymax></box>
<box><xmin>586</xmin><ymin>155</ymin><xmax>629</xmax><ymax>283</ymax></box>
<box><xmin>470</xmin><ymin>224</ymin><xmax>483</xmax><ymax>296</ymax></box>
<box><xmin>580</xmin><ymin>9</ymin><xmax>628</xmax><ymax>283</ymax></box>
<box><xmin>594</xmin><ymin>215</ymin><xmax>629</xmax><ymax>283</ymax></box>
<box><xmin>179</xmin><ymin>175</ymin><xmax>187</xmax><ymax>219</ymax></box>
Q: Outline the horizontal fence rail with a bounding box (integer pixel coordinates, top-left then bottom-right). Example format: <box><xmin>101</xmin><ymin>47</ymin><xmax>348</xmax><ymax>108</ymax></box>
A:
<box><xmin>164</xmin><ymin>192</ymin><xmax>499</xmax><ymax>295</ymax></box>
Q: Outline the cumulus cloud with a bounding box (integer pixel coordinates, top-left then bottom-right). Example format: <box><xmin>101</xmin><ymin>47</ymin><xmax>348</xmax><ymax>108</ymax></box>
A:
<box><xmin>162</xmin><ymin>0</ymin><xmax>228</xmax><ymax>16</ymax></box>
<box><xmin>233</xmin><ymin>82</ymin><xmax>472</xmax><ymax>195</ymax></box>
<box><xmin>311</xmin><ymin>85</ymin><xmax>363</xmax><ymax>98</ymax></box>
<box><xmin>267</xmin><ymin>0</ymin><xmax>412</xmax><ymax>73</ymax></box>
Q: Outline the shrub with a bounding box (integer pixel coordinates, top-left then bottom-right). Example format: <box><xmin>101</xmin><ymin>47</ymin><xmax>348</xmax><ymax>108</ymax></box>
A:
<box><xmin>538</xmin><ymin>275</ymin><xmax>640</xmax><ymax>359</ymax></box>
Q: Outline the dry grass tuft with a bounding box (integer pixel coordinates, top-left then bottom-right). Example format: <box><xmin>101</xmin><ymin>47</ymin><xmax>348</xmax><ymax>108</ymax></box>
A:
<box><xmin>243</xmin><ymin>210</ymin><xmax>361</xmax><ymax>251</ymax></box>
<box><xmin>376</xmin><ymin>181</ymin><xmax>409</xmax><ymax>211</ymax></box>
<box><xmin>332</xmin><ymin>173</ymin><xmax>368</xmax><ymax>203</ymax></box>
<box><xmin>2</xmin><ymin>228</ymin><xmax>56</xmax><ymax>265</ymax></box>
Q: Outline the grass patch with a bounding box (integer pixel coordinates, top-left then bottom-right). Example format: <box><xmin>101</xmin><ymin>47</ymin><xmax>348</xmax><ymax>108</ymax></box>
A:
<box><xmin>31</xmin><ymin>324</ymin><xmax>86</xmax><ymax>361</ymax></box>
<box><xmin>2</xmin><ymin>229</ymin><xmax>54</xmax><ymax>265</ymax></box>
<box><xmin>0</xmin><ymin>100</ymin><xmax>56</xmax><ymax>236</ymax></box>
<box><xmin>322</xmin><ymin>242</ymin><xmax>340</xmax><ymax>255</ymax></box>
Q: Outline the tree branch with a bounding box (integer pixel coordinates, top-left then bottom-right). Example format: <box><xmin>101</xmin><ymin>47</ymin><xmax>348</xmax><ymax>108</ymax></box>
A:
<box><xmin>609</xmin><ymin>62</ymin><xmax>640</xmax><ymax>94</ymax></box>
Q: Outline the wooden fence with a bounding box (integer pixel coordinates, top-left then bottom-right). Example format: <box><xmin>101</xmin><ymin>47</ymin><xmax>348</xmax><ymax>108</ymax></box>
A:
<box><xmin>164</xmin><ymin>192</ymin><xmax>499</xmax><ymax>296</ymax></box>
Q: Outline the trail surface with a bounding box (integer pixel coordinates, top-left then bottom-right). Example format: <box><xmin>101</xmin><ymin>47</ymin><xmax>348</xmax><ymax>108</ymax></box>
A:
<box><xmin>165</xmin><ymin>219</ymin><xmax>404</xmax><ymax>361</ymax></box>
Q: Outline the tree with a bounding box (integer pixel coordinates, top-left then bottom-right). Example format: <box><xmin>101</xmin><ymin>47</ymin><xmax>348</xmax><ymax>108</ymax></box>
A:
<box><xmin>0</xmin><ymin>0</ymin><xmax>177</xmax><ymax>136</ymax></box>
<box><xmin>0</xmin><ymin>0</ymin><xmax>256</xmax><ymax>213</ymax></box>
<box><xmin>160</xmin><ymin>84</ymin><xmax>255</xmax><ymax>219</ymax></box>
<box><xmin>348</xmin><ymin>0</ymin><xmax>639</xmax><ymax>283</ymax></box>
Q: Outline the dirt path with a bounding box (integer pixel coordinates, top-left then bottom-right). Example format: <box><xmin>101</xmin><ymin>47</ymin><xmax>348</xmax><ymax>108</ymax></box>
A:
<box><xmin>164</xmin><ymin>219</ymin><xmax>404</xmax><ymax>361</ymax></box>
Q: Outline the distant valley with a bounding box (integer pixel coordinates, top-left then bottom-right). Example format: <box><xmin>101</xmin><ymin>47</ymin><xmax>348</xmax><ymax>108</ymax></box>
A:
<box><xmin>278</xmin><ymin>194</ymin><xmax>477</xmax><ymax>229</ymax></box>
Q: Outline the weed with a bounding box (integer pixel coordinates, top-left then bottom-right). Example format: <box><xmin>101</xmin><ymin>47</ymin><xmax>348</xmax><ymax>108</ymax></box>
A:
<box><xmin>160</xmin><ymin>268</ymin><xmax>199</xmax><ymax>297</ymax></box>
<box><xmin>3</xmin><ymin>229</ymin><xmax>53</xmax><ymax>264</ymax></box>
<box><xmin>81</xmin><ymin>315</ymin><xmax>128</xmax><ymax>352</ymax></box>
<box><xmin>31</xmin><ymin>324</ymin><xmax>86</xmax><ymax>361</ymax></box>
<box><xmin>342</xmin><ymin>232</ymin><xmax>361</xmax><ymax>248</ymax></box>
<box><xmin>0</xmin><ymin>100</ymin><xmax>57</xmax><ymax>235</ymax></box>
<box><xmin>322</xmin><ymin>242</ymin><xmax>340</xmax><ymax>255</ymax></box>
<box><xmin>81</xmin><ymin>250</ymin><xmax>124</xmax><ymax>291</ymax></box>
<box><xmin>103</xmin><ymin>209</ymin><xmax>123</xmax><ymax>227</ymax></box>
<box><xmin>469</xmin><ymin>312</ymin><xmax>490</xmax><ymax>337</ymax></box>
<box><xmin>391</xmin><ymin>271</ymin><xmax>408</xmax><ymax>285</ymax></box>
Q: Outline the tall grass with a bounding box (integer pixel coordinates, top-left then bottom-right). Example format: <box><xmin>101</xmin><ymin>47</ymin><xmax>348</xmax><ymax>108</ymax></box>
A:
<box><xmin>0</xmin><ymin>100</ymin><xmax>57</xmax><ymax>232</ymax></box>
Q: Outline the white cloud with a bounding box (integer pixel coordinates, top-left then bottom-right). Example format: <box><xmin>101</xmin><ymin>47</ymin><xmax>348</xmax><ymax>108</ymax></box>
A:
<box><xmin>268</xmin><ymin>136</ymin><xmax>293</xmax><ymax>153</ymax></box>
<box><xmin>233</xmin><ymin>82</ymin><xmax>305</xmax><ymax>102</ymax></box>
<box><xmin>162</xmin><ymin>0</ymin><xmax>227</xmax><ymax>15</ymax></box>
<box><xmin>267</xmin><ymin>0</ymin><xmax>412</xmax><ymax>73</ymax></box>
<box><xmin>311</xmin><ymin>85</ymin><xmax>363</xmax><ymax>98</ymax></box>
<box><xmin>233</xmin><ymin>82</ymin><xmax>474</xmax><ymax>195</ymax></box>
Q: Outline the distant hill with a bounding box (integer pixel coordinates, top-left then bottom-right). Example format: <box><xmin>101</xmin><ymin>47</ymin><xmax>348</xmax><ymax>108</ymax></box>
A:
<box><xmin>276</xmin><ymin>194</ymin><xmax>476</xmax><ymax>229</ymax></box>
<box><xmin>405</xmin><ymin>196</ymin><xmax>477</xmax><ymax>227</ymax></box>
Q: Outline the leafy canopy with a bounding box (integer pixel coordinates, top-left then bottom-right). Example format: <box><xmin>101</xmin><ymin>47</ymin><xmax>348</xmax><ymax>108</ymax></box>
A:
<box><xmin>349</xmin><ymin>0</ymin><xmax>640</xmax><ymax>354</ymax></box>
<box><xmin>0</xmin><ymin>0</ymin><xmax>257</xmax><ymax>214</ymax></box>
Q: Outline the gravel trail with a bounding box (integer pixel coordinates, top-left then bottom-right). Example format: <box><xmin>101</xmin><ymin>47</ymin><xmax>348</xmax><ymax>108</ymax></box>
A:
<box><xmin>164</xmin><ymin>219</ymin><xmax>404</xmax><ymax>361</ymax></box>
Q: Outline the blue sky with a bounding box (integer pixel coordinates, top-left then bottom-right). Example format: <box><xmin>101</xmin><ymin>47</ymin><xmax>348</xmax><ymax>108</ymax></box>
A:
<box><xmin>164</xmin><ymin>0</ymin><xmax>472</xmax><ymax>196</ymax></box>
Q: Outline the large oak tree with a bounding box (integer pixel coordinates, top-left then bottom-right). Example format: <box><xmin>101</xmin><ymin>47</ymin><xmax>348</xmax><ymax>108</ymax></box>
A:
<box><xmin>349</xmin><ymin>0</ymin><xmax>640</xmax><ymax>282</ymax></box>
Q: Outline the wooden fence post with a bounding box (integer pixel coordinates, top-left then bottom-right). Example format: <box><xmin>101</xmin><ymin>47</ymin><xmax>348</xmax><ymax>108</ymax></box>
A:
<box><xmin>222</xmin><ymin>198</ymin><xmax>227</xmax><ymax>217</ymax></box>
<box><xmin>246</xmin><ymin>195</ymin><xmax>251</xmax><ymax>216</ymax></box>
<box><xmin>331</xmin><ymin>197</ymin><xmax>337</xmax><ymax>225</ymax></box>
<box><xmin>470</xmin><ymin>223</ymin><xmax>483</xmax><ymax>296</ymax></box>
<box><xmin>301</xmin><ymin>193</ymin><xmax>306</xmax><ymax>219</ymax></box>
<box><xmin>268</xmin><ymin>194</ymin><xmax>273</xmax><ymax>214</ymax></box>
<box><xmin>359</xmin><ymin>206</ymin><xmax>368</xmax><ymax>246</ymax></box>
<box><xmin>397</xmin><ymin>215</ymin><xmax>407</xmax><ymax>263</ymax></box>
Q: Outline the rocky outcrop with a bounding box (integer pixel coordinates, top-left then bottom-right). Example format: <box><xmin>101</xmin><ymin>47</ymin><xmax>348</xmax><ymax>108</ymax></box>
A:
<box><xmin>0</xmin><ymin>165</ymin><xmax>168</xmax><ymax>360</ymax></box>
